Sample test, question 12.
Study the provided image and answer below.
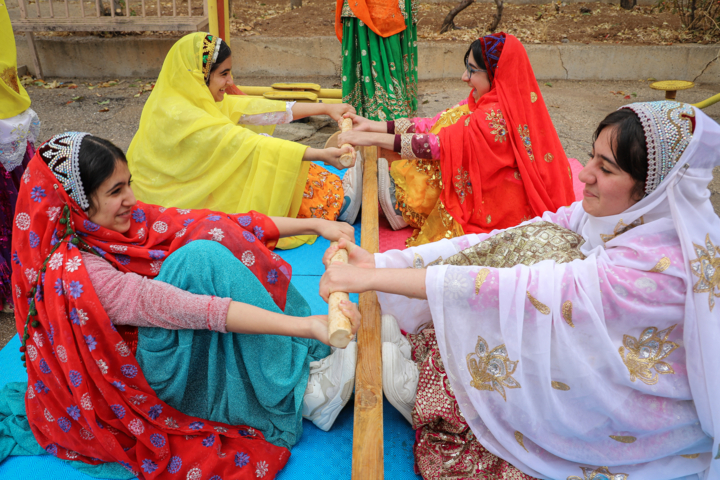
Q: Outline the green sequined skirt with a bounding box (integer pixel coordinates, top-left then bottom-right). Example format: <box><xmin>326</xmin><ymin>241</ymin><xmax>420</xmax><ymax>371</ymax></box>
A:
<box><xmin>340</xmin><ymin>0</ymin><xmax>418</xmax><ymax>121</ymax></box>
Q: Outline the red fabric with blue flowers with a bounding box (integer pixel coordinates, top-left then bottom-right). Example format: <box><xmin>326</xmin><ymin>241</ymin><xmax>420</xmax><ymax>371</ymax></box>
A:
<box><xmin>11</xmin><ymin>147</ymin><xmax>290</xmax><ymax>478</ymax></box>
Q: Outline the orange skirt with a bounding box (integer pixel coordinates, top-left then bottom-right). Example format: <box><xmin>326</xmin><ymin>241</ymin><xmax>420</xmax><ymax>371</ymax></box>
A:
<box><xmin>297</xmin><ymin>162</ymin><xmax>344</xmax><ymax>221</ymax></box>
<box><xmin>391</xmin><ymin>158</ymin><xmax>463</xmax><ymax>247</ymax></box>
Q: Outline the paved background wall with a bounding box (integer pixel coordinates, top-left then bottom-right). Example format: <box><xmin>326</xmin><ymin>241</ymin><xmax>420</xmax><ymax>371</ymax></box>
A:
<box><xmin>14</xmin><ymin>34</ymin><xmax>720</xmax><ymax>83</ymax></box>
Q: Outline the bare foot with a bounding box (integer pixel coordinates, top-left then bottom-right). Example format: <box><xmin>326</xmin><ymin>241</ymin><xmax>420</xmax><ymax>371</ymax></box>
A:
<box><xmin>2</xmin><ymin>303</ymin><xmax>14</xmax><ymax>314</ymax></box>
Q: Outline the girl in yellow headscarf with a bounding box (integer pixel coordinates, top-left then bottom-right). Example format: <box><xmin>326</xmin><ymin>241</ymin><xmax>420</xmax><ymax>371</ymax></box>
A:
<box><xmin>0</xmin><ymin>0</ymin><xmax>40</xmax><ymax>312</ymax></box>
<box><xmin>128</xmin><ymin>33</ymin><xmax>362</xmax><ymax>249</ymax></box>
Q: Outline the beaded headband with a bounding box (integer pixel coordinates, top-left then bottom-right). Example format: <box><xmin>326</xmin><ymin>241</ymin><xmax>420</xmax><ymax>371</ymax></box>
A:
<box><xmin>39</xmin><ymin>132</ymin><xmax>91</xmax><ymax>210</ymax></box>
<box><xmin>201</xmin><ymin>34</ymin><xmax>223</xmax><ymax>83</ymax></box>
<box><xmin>621</xmin><ymin>101</ymin><xmax>695</xmax><ymax>195</ymax></box>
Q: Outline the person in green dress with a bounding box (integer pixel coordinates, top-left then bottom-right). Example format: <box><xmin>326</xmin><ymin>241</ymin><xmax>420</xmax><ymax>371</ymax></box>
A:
<box><xmin>335</xmin><ymin>0</ymin><xmax>418</xmax><ymax>120</ymax></box>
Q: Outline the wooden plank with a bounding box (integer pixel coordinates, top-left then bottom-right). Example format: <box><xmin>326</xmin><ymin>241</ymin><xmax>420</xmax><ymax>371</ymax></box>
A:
<box><xmin>25</xmin><ymin>31</ymin><xmax>43</xmax><ymax>79</ymax></box>
<box><xmin>48</xmin><ymin>0</ymin><xmax>55</xmax><ymax>18</ymax></box>
<box><xmin>17</xmin><ymin>0</ymin><xmax>28</xmax><ymax>19</ymax></box>
<box><xmin>12</xmin><ymin>16</ymin><xmax>209</xmax><ymax>31</ymax></box>
<box><xmin>352</xmin><ymin>145</ymin><xmax>384</xmax><ymax>480</ymax></box>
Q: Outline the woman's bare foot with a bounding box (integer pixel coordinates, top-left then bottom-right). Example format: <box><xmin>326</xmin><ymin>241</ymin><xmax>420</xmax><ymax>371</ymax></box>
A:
<box><xmin>2</xmin><ymin>302</ymin><xmax>14</xmax><ymax>314</ymax></box>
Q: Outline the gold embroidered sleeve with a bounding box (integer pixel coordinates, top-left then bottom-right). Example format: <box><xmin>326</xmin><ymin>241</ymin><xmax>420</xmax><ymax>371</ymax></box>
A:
<box><xmin>395</xmin><ymin>118</ymin><xmax>413</xmax><ymax>134</ymax></box>
<box><xmin>400</xmin><ymin>133</ymin><xmax>417</xmax><ymax>159</ymax></box>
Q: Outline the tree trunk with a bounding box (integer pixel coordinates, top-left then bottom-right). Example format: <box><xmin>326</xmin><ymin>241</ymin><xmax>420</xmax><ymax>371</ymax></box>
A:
<box><xmin>620</xmin><ymin>0</ymin><xmax>636</xmax><ymax>10</ymax></box>
<box><xmin>487</xmin><ymin>0</ymin><xmax>504</xmax><ymax>32</ymax></box>
<box><xmin>290</xmin><ymin>0</ymin><xmax>302</xmax><ymax>9</ymax></box>
<box><xmin>439</xmin><ymin>0</ymin><xmax>474</xmax><ymax>34</ymax></box>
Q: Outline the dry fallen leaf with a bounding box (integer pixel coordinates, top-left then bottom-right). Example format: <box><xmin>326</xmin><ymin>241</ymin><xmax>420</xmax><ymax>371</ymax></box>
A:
<box><xmin>99</xmin><ymin>108</ymin><xmax>110</xmax><ymax>112</ymax></box>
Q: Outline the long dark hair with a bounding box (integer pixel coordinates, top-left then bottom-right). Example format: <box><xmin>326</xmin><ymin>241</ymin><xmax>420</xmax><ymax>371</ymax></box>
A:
<box><xmin>593</xmin><ymin>109</ymin><xmax>647</xmax><ymax>200</ymax></box>
<box><xmin>78</xmin><ymin>136</ymin><xmax>128</xmax><ymax>213</ymax></box>
<box><xmin>464</xmin><ymin>40</ymin><xmax>487</xmax><ymax>71</ymax></box>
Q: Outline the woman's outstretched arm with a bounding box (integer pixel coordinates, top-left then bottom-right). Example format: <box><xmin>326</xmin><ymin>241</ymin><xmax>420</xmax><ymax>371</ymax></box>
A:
<box><xmin>292</xmin><ymin>103</ymin><xmax>355</xmax><ymax>122</ymax></box>
<box><xmin>269</xmin><ymin>217</ymin><xmax>355</xmax><ymax>244</ymax></box>
<box><xmin>225</xmin><ymin>299</ymin><xmax>360</xmax><ymax>345</ymax></box>
<box><xmin>319</xmin><ymin>263</ymin><xmax>428</xmax><ymax>301</ymax></box>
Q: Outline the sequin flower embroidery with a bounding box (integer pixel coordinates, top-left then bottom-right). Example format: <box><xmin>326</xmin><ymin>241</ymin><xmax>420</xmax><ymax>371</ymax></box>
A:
<box><xmin>235</xmin><ymin>452</ymin><xmax>249</xmax><ymax>468</ymax></box>
<box><xmin>30</xmin><ymin>186</ymin><xmax>46</xmax><ymax>203</ymax></box>
<box><xmin>567</xmin><ymin>466</ymin><xmax>628</xmax><ymax>480</ymax></box>
<box><xmin>486</xmin><ymin>109</ymin><xmax>507</xmax><ymax>143</ymax></box>
<box><xmin>517</xmin><ymin>124</ymin><xmax>535</xmax><ymax>162</ymax></box>
<box><xmin>690</xmin><ymin>233</ymin><xmax>720</xmax><ymax>311</ymax></box>
<box><xmin>453</xmin><ymin>167</ymin><xmax>473</xmax><ymax>204</ymax></box>
<box><xmin>466</xmin><ymin>335</ymin><xmax>521</xmax><ymax>401</ymax></box>
<box><xmin>618</xmin><ymin>325</ymin><xmax>678</xmax><ymax>385</ymax></box>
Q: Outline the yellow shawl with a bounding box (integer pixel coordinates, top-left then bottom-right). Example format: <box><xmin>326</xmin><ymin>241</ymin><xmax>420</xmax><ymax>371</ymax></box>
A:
<box><xmin>127</xmin><ymin>33</ymin><xmax>313</xmax><ymax>248</ymax></box>
<box><xmin>1</xmin><ymin>1</ymin><xmax>32</xmax><ymax>119</ymax></box>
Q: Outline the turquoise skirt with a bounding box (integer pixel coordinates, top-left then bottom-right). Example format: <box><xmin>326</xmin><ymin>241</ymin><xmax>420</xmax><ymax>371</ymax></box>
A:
<box><xmin>136</xmin><ymin>240</ymin><xmax>331</xmax><ymax>450</ymax></box>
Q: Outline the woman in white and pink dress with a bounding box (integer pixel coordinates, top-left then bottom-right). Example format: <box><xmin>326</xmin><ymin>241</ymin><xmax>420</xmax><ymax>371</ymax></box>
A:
<box><xmin>320</xmin><ymin>101</ymin><xmax>720</xmax><ymax>480</ymax></box>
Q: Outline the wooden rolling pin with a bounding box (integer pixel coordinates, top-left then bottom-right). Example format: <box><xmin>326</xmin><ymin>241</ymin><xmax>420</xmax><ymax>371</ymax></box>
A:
<box><xmin>327</xmin><ymin>242</ymin><xmax>354</xmax><ymax>348</ymax></box>
<box><xmin>339</xmin><ymin>118</ymin><xmax>355</xmax><ymax>168</ymax></box>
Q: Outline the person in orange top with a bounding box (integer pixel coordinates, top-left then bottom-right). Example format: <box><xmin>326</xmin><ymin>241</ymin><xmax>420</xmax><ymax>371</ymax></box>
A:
<box><xmin>339</xmin><ymin>33</ymin><xmax>575</xmax><ymax>246</ymax></box>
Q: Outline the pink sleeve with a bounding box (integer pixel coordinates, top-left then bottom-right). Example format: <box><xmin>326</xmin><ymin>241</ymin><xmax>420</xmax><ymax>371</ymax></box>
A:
<box><xmin>83</xmin><ymin>253</ymin><xmax>231</xmax><ymax>333</ymax></box>
<box><xmin>410</xmin><ymin>117</ymin><xmax>436</xmax><ymax>134</ymax></box>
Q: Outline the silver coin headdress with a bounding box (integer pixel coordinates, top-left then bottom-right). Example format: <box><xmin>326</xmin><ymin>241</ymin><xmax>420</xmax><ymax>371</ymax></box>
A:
<box><xmin>620</xmin><ymin>101</ymin><xmax>695</xmax><ymax>195</ymax></box>
<box><xmin>39</xmin><ymin>132</ymin><xmax>91</xmax><ymax>210</ymax></box>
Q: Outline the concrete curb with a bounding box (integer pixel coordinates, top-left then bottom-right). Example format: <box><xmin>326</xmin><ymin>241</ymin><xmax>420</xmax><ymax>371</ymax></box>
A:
<box><xmin>14</xmin><ymin>33</ymin><xmax>720</xmax><ymax>83</ymax></box>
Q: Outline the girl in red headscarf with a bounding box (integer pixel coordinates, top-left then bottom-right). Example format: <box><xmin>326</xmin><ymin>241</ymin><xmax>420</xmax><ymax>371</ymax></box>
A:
<box><xmin>339</xmin><ymin>33</ymin><xmax>575</xmax><ymax>247</ymax></box>
<box><xmin>8</xmin><ymin>132</ymin><xmax>360</xmax><ymax>479</ymax></box>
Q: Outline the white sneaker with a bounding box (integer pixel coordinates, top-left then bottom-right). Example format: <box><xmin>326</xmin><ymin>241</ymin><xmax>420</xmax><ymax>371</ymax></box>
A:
<box><xmin>302</xmin><ymin>342</ymin><xmax>357</xmax><ymax>431</ymax></box>
<box><xmin>381</xmin><ymin>314</ymin><xmax>412</xmax><ymax>360</ymax></box>
<box><xmin>382</xmin><ymin>342</ymin><xmax>418</xmax><ymax>425</ymax></box>
<box><xmin>337</xmin><ymin>149</ymin><xmax>363</xmax><ymax>225</ymax></box>
<box><xmin>378</xmin><ymin>157</ymin><xmax>408</xmax><ymax>231</ymax></box>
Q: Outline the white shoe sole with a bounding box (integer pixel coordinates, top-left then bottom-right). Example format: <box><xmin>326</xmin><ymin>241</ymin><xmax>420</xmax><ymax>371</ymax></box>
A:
<box><xmin>339</xmin><ymin>151</ymin><xmax>363</xmax><ymax>225</ymax></box>
<box><xmin>378</xmin><ymin>157</ymin><xmax>408</xmax><ymax>231</ymax></box>
<box><xmin>381</xmin><ymin>314</ymin><xmax>411</xmax><ymax>360</ymax></box>
<box><xmin>382</xmin><ymin>342</ymin><xmax>416</xmax><ymax>425</ymax></box>
<box><xmin>311</xmin><ymin>342</ymin><xmax>357</xmax><ymax>431</ymax></box>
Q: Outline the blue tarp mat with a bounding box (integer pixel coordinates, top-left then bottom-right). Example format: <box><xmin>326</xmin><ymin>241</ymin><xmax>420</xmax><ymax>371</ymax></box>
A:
<box><xmin>0</xmin><ymin>162</ymin><xmax>420</xmax><ymax>479</ymax></box>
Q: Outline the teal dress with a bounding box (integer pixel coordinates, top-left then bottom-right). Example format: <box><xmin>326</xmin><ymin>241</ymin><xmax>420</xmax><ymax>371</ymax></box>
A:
<box><xmin>136</xmin><ymin>240</ymin><xmax>330</xmax><ymax>450</ymax></box>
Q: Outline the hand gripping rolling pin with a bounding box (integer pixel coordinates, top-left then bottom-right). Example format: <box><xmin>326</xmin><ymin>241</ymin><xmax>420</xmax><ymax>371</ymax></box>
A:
<box><xmin>326</xmin><ymin>242</ymin><xmax>354</xmax><ymax>348</ymax></box>
<box><xmin>339</xmin><ymin>118</ymin><xmax>355</xmax><ymax>168</ymax></box>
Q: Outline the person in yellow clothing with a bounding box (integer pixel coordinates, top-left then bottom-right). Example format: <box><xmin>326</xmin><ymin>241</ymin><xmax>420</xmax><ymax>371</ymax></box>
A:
<box><xmin>128</xmin><ymin>33</ymin><xmax>363</xmax><ymax>249</ymax></box>
<box><xmin>0</xmin><ymin>0</ymin><xmax>41</xmax><ymax>312</ymax></box>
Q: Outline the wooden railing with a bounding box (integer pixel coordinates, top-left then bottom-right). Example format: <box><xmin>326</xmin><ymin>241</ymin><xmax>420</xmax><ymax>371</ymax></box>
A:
<box><xmin>11</xmin><ymin>0</ymin><xmax>209</xmax><ymax>77</ymax></box>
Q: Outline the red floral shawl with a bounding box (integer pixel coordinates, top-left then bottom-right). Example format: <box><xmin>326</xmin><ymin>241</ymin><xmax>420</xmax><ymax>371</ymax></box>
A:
<box><xmin>11</xmin><ymin>144</ymin><xmax>291</xmax><ymax>478</ymax></box>
<box><xmin>439</xmin><ymin>33</ymin><xmax>574</xmax><ymax>234</ymax></box>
